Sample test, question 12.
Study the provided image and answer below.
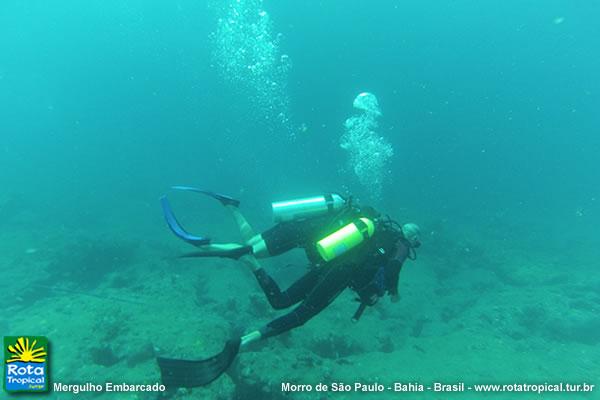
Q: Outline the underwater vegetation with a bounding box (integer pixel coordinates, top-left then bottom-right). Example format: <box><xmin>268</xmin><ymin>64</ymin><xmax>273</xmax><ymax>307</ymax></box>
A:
<box><xmin>42</xmin><ymin>238</ymin><xmax>138</xmax><ymax>289</ymax></box>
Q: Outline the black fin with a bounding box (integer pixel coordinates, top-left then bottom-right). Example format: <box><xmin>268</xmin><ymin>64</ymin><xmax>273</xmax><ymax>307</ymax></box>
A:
<box><xmin>179</xmin><ymin>246</ymin><xmax>252</xmax><ymax>260</ymax></box>
<box><xmin>157</xmin><ymin>338</ymin><xmax>241</xmax><ymax>387</ymax></box>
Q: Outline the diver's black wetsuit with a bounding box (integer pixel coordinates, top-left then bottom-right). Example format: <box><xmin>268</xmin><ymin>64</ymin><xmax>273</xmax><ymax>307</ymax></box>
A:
<box><xmin>252</xmin><ymin>213</ymin><xmax>412</xmax><ymax>339</ymax></box>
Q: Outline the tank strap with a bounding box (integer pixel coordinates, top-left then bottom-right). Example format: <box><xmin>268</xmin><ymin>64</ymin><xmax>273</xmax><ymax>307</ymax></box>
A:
<box><xmin>353</xmin><ymin>218</ymin><xmax>370</xmax><ymax>240</ymax></box>
<box><xmin>324</xmin><ymin>193</ymin><xmax>334</xmax><ymax>212</ymax></box>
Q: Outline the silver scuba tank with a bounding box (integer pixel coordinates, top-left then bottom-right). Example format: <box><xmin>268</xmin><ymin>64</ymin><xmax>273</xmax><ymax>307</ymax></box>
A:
<box><xmin>272</xmin><ymin>194</ymin><xmax>346</xmax><ymax>222</ymax></box>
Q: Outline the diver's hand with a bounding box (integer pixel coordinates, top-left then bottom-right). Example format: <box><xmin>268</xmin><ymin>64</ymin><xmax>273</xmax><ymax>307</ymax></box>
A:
<box><xmin>390</xmin><ymin>294</ymin><xmax>399</xmax><ymax>303</ymax></box>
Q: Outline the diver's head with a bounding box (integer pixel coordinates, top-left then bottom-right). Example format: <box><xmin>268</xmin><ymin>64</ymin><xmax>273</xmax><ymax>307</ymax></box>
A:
<box><xmin>401</xmin><ymin>223</ymin><xmax>421</xmax><ymax>248</ymax></box>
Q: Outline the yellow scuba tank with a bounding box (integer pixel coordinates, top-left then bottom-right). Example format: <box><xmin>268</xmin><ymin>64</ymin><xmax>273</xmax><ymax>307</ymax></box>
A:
<box><xmin>316</xmin><ymin>217</ymin><xmax>375</xmax><ymax>262</ymax></box>
<box><xmin>272</xmin><ymin>194</ymin><xmax>346</xmax><ymax>222</ymax></box>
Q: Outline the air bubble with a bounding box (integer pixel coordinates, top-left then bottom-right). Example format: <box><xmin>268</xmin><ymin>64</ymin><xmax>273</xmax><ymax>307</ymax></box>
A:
<box><xmin>340</xmin><ymin>93</ymin><xmax>393</xmax><ymax>198</ymax></box>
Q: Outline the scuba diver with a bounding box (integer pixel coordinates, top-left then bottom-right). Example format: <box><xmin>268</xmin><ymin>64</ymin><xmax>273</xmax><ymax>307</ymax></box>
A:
<box><xmin>157</xmin><ymin>187</ymin><xmax>421</xmax><ymax>387</ymax></box>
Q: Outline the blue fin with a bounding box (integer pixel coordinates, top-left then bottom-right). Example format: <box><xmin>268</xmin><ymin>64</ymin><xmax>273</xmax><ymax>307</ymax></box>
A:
<box><xmin>160</xmin><ymin>196</ymin><xmax>210</xmax><ymax>247</ymax></box>
<box><xmin>171</xmin><ymin>186</ymin><xmax>240</xmax><ymax>207</ymax></box>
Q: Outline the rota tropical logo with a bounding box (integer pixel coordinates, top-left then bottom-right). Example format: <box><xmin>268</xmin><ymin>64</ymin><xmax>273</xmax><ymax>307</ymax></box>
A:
<box><xmin>4</xmin><ymin>336</ymin><xmax>49</xmax><ymax>393</ymax></box>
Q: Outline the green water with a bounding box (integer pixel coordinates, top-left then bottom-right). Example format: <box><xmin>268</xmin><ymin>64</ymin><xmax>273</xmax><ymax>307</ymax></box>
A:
<box><xmin>1</xmin><ymin>1</ymin><xmax>598</xmax><ymax>399</ymax></box>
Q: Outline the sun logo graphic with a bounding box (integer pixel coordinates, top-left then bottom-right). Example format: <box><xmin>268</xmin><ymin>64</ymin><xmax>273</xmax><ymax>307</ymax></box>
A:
<box><xmin>4</xmin><ymin>336</ymin><xmax>49</xmax><ymax>393</ymax></box>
